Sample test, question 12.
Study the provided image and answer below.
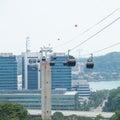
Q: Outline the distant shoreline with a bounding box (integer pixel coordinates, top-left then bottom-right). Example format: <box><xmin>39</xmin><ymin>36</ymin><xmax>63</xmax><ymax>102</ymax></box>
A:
<box><xmin>88</xmin><ymin>79</ymin><xmax>120</xmax><ymax>82</ymax></box>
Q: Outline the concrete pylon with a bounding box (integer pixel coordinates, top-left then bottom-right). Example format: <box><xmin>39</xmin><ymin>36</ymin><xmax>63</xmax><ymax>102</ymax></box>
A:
<box><xmin>41</xmin><ymin>62</ymin><xmax>51</xmax><ymax>120</ymax></box>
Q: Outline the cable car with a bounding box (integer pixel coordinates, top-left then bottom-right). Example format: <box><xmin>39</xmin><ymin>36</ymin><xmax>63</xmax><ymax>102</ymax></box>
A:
<box><xmin>63</xmin><ymin>55</ymin><xmax>76</xmax><ymax>67</ymax></box>
<box><xmin>49</xmin><ymin>61</ymin><xmax>55</xmax><ymax>66</ymax></box>
<box><xmin>63</xmin><ymin>60</ymin><xmax>68</xmax><ymax>66</ymax></box>
<box><xmin>37</xmin><ymin>59</ymin><xmax>40</xmax><ymax>63</ymax></box>
<box><xmin>49</xmin><ymin>55</ymin><xmax>56</xmax><ymax>66</ymax></box>
<box><xmin>86</xmin><ymin>54</ymin><xmax>94</xmax><ymax>69</ymax></box>
<box><xmin>50</xmin><ymin>55</ymin><xmax>57</xmax><ymax>61</ymax></box>
<box><xmin>42</xmin><ymin>56</ymin><xmax>46</xmax><ymax>61</ymax></box>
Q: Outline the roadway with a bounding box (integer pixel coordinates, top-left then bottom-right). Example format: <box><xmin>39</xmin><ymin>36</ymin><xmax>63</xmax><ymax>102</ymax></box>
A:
<box><xmin>28</xmin><ymin>109</ymin><xmax>114</xmax><ymax>119</ymax></box>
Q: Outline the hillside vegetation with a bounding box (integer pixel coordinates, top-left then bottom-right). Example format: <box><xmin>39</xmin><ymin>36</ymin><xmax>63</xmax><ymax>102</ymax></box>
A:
<box><xmin>103</xmin><ymin>87</ymin><xmax>120</xmax><ymax>112</ymax></box>
<box><xmin>84</xmin><ymin>52</ymin><xmax>120</xmax><ymax>73</ymax></box>
<box><xmin>77</xmin><ymin>52</ymin><xmax>120</xmax><ymax>81</ymax></box>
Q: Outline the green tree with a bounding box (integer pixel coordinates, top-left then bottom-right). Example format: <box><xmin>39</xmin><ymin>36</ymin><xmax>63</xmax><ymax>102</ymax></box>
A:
<box><xmin>95</xmin><ymin>114</ymin><xmax>104</xmax><ymax>120</ymax></box>
<box><xmin>103</xmin><ymin>87</ymin><xmax>120</xmax><ymax>112</ymax></box>
<box><xmin>0</xmin><ymin>103</ymin><xmax>29</xmax><ymax>120</ymax></box>
<box><xmin>77</xmin><ymin>90</ymin><xmax>109</xmax><ymax>111</ymax></box>
<box><xmin>66</xmin><ymin>114</ymin><xmax>78</xmax><ymax>120</ymax></box>
<box><xmin>110</xmin><ymin>111</ymin><xmax>120</xmax><ymax>120</ymax></box>
<box><xmin>52</xmin><ymin>112</ymin><xmax>64</xmax><ymax>120</ymax></box>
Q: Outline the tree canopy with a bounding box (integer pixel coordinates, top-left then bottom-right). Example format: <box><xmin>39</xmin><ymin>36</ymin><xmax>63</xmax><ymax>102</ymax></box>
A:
<box><xmin>0</xmin><ymin>103</ymin><xmax>28</xmax><ymax>120</ymax></box>
<box><xmin>103</xmin><ymin>87</ymin><xmax>120</xmax><ymax>112</ymax></box>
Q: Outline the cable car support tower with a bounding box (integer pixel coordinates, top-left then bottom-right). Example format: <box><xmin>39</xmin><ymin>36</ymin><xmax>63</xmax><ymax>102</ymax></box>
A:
<box><xmin>38</xmin><ymin>47</ymin><xmax>76</xmax><ymax>120</ymax></box>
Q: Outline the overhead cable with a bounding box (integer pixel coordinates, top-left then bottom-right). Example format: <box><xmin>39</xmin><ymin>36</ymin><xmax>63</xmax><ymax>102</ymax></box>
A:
<box><xmin>55</xmin><ymin>8</ymin><xmax>120</xmax><ymax>49</ymax></box>
<box><xmin>69</xmin><ymin>17</ymin><xmax>120</xmax><ymax>52</ymax></box>
<box><xmin>83</xmin><ymin>42</ymin><xmax>120</xmax><ymax>56</ymax></box>
<box><xmin>82</xmin><ymin>8</ymin><xmax>120</xmax><ymax>34</ymax></box>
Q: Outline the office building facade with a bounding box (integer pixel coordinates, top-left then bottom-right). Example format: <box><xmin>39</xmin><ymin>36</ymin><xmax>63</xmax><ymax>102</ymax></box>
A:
<box><xmin>22</xmin><ymin>52</ymin><xmax>40</xmax><ymax>90</ymax></box>
<box><xmin>72</xmin><ymin>80</ymin><xmax>91</xmax><ymax>102</ymax></box>
<box><xmin>0</xmin><ymin>53</ymin><xmax>17</xmax><ymax>90</ymax></box>
<box><xmin>22</xmin><ymin>52</ymin><xmax>72</xmax><ymax>90</ymax></box>
<box><xmin>51</xmin><ymin>53</ymin><xmax>72</xmax><ymax>90</ymax></box>
<box><xmin>0</xmin><ymin>90</ymin><xmax>78</xmax><ymax>110</ymax></box>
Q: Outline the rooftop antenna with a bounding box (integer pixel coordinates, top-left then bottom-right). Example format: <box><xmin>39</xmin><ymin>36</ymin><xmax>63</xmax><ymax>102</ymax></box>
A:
<box><xmin>26</xmin><ymin>36</ymin><xmax>31</xmax><ymax>52</ymax></box>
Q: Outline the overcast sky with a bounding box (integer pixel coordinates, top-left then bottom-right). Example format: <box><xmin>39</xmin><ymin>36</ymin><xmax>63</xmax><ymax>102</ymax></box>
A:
<box><xmin>0</xmin><ymin>0</ymin><xmax>120</xmax><ymax>57</ymax></box>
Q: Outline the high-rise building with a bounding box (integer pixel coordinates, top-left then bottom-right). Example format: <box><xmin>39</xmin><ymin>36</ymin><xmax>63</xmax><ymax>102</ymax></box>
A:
<box><xmin>22</xmin><ymin>52</ymin><xmax>40</xmax><ymax>90</ymax></box>
<box><xmin>0</xmin><ymin>53</ymin><xmax>17</xmax><ymax>90</ymax></box>
<box><xmin>51</xmin><ymin>53</ymin><xmax>72</xmax><ymax>90</ymax></box>
<box><xmin>72</xmin><ymin>80</ymin><xmax>91</xmax><ymax>103</ymax></box>
<box><xmin>22</xmin><ymin>52</ymin><xmax>72</xmax><ymax>90</ymax></box>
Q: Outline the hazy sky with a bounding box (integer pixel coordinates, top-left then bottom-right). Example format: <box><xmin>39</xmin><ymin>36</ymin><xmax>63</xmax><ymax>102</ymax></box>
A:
<box><xmin>0</xmin><ymin>0</ymin><xmax>120</xmax><ymax>57</ymax></box>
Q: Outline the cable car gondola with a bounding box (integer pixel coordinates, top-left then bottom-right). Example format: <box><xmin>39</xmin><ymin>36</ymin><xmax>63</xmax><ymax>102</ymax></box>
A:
<box><xmin>49</xmin><ymin>61</ymin><xmax>55</xmax><ymax>66</ymax></box>
<box><xmin>86</xmin><ymin>54</ymin><xmax>94</xmax><ymax>69</ymax></box>
<box><xmin>63</xmin><ymin>50</ymin><xmax>76</xmax><ymax>67</ymax></box>
<box><xmin>49</xmin><ymin>55</ymin><xmax>56</xmax><ymax>66</ymax></box>
<box><xmin>67</xmin><ymin>55</ymin><xmax>76</xmax><ymax>66</ymax></box>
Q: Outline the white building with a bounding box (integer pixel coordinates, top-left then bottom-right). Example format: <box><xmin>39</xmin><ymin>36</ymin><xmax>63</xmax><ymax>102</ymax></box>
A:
<box><xmin>22</xmin><ymin>52</ymin><xmax>41</xmax><ymax>90</ymax></box>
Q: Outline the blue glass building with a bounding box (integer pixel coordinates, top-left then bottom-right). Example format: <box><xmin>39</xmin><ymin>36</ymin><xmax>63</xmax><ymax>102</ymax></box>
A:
<box><xmin>0</xmin><ymin>53</ymin><xmax>17</xmax><ymax>90</ymax></box>
<box><xmin>0</xmin><ymin>90</ymin><xmax>78</xmax><ymax>110</ymax></box>
<box><xmin>22</xmin><ymin>52</ymin><xmax>40</xmax><ymax>90</ymax></box>
<box><xmin>22</xmin><ymin>52</ymin><xmax>72</xmax><ymax>90</ymax></box>
<box><xmin>72</xmin><ymin>80</ymin><xmax>91</xmax><ymax>103</ymax></box>
<box><xmin>51</xmin><ymin>53</ymin><xmax>72</xmax><ymax>90</ymax></box>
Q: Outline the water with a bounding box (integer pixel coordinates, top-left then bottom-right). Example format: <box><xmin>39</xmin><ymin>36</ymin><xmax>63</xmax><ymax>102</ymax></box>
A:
<box><xmin>88</xmin><ymin>80</ymin><xmax>120</xmax><ymax>91</ymax></box>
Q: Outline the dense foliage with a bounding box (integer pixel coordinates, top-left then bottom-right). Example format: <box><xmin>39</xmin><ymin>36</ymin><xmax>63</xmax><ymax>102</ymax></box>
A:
<box><xmin>0</xmin><ymin>103</ymin><xmax>43</xmax><ymax>120</ymax></box>
<box><xmin>0</xmin><ymin>103</ymin><xmax>28</xmax><ymax>120</ymax></box>
<box><xmin>52</xmin><ymin>112</ymin><xmax>64</xmax><ymax>120</ymax></box>
<box><xmin>110</xmin><ymin>111</ymin><xmax>120</xmax><ymax>120</ymax></box>
<box><xmin>52</xmin><ymin>112</ymin><xmax>93</xmax><ymax>120</ymax></box>
<box><xmin>0</xmin><ymin>103</ymin><xmax>106</xmax><ymax>120</ymax></box>
<box><xmin>88</xmin><ymin>90</ymin><xmax>109</xmax><ymax>108</ymax></box>
<box><xmin>103</xmin><ymin>87</ymin><xmax>120</xmax><ymax>112</ymax></box>
<box><xmin>76</xmin><ymin>90</ymin><xmax>109</xmax><ymax>111</ymax></box>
